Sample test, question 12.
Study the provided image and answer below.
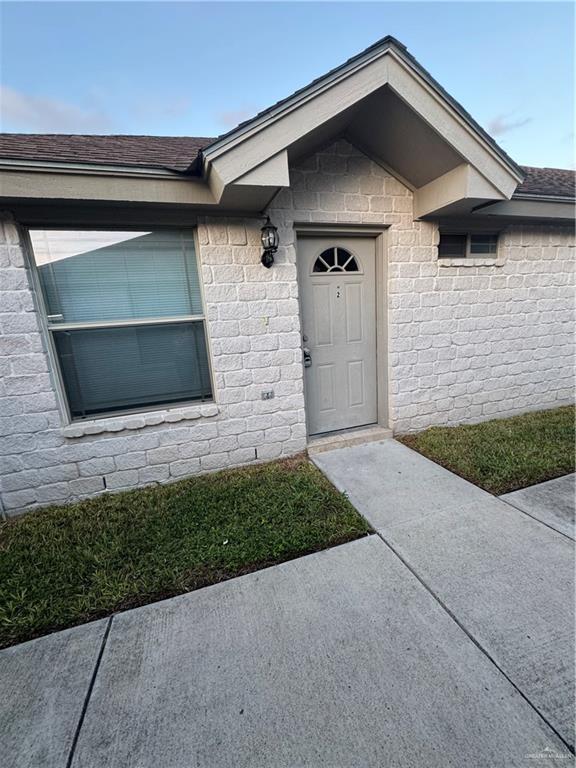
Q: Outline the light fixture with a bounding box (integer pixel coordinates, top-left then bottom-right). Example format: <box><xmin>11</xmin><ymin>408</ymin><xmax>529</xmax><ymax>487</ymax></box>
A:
<box><xmin>260</xmin><ymin>216</ymin><xmax>279</xmax><ymax>268</ymax></box>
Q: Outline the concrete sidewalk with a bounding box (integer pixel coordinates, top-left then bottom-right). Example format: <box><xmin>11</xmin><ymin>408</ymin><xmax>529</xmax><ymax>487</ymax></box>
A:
<box><xmin>501</xmin><ymin>474</ymin><xmax>575</xmax><ymax>540</ymax></box>
<box><xmin>1</xmin><ymin>441</ymin><xmax>574</xmax><ymax>767</ymax></box>
<box><xmin>0</xmin><ymin>620</ymin><xmax>107</xmax><ymax>768</ymax></box>
<box><xmin>1</xmin><ymin>536</ymin><xmax>572</xmax><ymax>768</ymax></box>
<box><xmin>314</xmin><ymin>440</ymin><xmax>575</xmax><ymax>751</ymax></box>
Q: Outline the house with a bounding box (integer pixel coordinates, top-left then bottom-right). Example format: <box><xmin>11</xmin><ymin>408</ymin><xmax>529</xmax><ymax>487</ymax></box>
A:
<box><xmin>0</xmin><ymin>35</ymin><xmax>574</xmax><ymax>515</ymax></box>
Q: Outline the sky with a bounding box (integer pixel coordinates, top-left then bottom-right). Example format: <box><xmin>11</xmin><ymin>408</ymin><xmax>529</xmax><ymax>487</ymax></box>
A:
<box><xmin>0</xmin><ymin>1</ymin><xmax>574</xmax><ymax>169</ymax></box>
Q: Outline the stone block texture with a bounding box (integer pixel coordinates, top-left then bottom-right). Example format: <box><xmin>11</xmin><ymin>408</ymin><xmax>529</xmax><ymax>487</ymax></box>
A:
<box><xmin>270</xmin><ymin>140</ymin><xmax>575</xmax><ymax>433</ymax></box>
<box><xmin>0</xmin><ymin>214</ymin><xmax>306</xmax><ymax>516</ymax></box>
<box><xmin>0</xmin><ymin>138</ymin><xmax>574</xmax><ymax>514</ymax></box>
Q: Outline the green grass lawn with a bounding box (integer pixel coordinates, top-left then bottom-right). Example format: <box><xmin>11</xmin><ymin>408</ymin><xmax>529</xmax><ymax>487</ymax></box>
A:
<box><xmin>0</xmin><ymin>455</ymin><xmax>370</xmax><ymax>649</ymax></box>
<box><xmin>398</xmin><ymin>406</ymin><xmax>575</xmax><ymax>496</ymax></box>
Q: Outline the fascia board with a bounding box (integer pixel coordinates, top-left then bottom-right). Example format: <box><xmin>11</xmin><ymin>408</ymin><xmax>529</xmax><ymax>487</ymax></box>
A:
<box><xmin>0</xmin><ymin>170</ymin><xmax>217</xmax><ymax>206</ymax></box>
<box><xmin>234</xmin><ymin>150</ymin><xmax>290</xmax><ymax>187</ymax></box>
<box><xmin>414</xmin><ymin>165</ymin><xmax>464</xmax><ymax>218</ymax></box>
<box><xmin>386</xmin><ymin>55</ymin><xmax>521</xmax><ymax>197</ymax></box>
<box><xmin>475</xmin><ymin>199</ymin><xmax>576</xmax><ymax>220</ymax></box>
<box><xmin>203</xmin><ymin>46</ymin><xmax>395</xmax><ymax>162</ymax></box>
<box><xmin>390</xmin><ymin>49</ymin><xmax>523</xmax><ymax>180</ymax></box>
<box><xmin>207</xmin><ymin>49</ymin><xmax>521</xmax><ymax>199</ymax></box>
<box><xmin>209</xmin><ymin>56</ymin><xmax>392</xmax><ymax>187</ymax></box>
<box><xmin>414</xmin><ymin>164</ymin><xmax>505</xmax><ymax>218</ymax></box>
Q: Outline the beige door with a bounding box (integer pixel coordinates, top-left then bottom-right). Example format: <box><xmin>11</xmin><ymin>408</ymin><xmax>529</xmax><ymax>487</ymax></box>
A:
<box><xmin>299</xmin><ymin>236</ymin><xmax>377</xmax><ymax>436</ymax></box>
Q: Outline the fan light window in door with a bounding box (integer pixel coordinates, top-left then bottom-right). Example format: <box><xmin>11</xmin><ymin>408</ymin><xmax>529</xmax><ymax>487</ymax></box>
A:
<box><xmin>312</xmin><ymin>247</ymin><xmax>361</xmax><ymax>274</ymax></box>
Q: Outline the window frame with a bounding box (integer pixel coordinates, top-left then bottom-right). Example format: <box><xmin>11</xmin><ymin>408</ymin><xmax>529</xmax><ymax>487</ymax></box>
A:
<box><xmin>438</xmin><ymin>231</ymin><xmax>500</xmax><ymax>261</ymax></box>
<box><xmin>310</xmin><ymin>245</ymin><xmax>364</xmax><ymax>275</ymax></box>
<box><xmin>23</xmin><ymin>225</ymin><xmax>215</xmax><ymax>424</ymax></box>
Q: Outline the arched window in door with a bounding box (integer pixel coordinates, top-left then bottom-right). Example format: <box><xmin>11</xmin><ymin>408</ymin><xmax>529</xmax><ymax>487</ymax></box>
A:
<box><xmin>312</xmin><ymin>247</ymin><xmax>360</xmax><ymax>274</ymax></box>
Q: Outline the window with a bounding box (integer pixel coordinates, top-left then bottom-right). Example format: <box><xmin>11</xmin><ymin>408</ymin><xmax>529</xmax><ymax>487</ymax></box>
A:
<box><xmin>29</xmin><ymin>229</ymin><xmax>212</xmax><ymax>420</ymax></box>
<box><xmin>312</xmin><ymin>247</ymin><xmax>360</xmax><ymax>273</ymax></box>
<box><xmin>438</xmin><ymin>232</ymin><xmax>499</xmax><ymax>259</ymax></box>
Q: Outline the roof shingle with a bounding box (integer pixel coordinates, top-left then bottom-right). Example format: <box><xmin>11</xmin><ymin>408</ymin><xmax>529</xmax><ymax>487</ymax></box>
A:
<box><xmin>515</xmin><ymin>166</ymin><xmax>575</xmax><ymax>199</ymax></box>
<box><xmin>0</xmin><ymin>133</ymin><xmax>573</xmax><ymax>199</ymax></box>
<box><xmin>0</xmin><ymin>133</ymin><xmax>212</xmax><ymax>173</ymax></box>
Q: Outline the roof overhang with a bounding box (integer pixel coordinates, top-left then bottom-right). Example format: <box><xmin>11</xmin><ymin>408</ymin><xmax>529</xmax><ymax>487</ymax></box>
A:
<box><xmin>0</xmin><ymin>168</ymin><xmax>218</xmax><ymax>207</ymax></box>
<box><xmin>473</xmin><ymin>197</ymin><xmax>575</xmax><ymax>222</ymax></box>
<box><xmin>6</xmin><ymin>37</ymin><xmax>569</xmax><ymax>221</ymax></box>
<box><xmin>202</xmin><ymin>37</ymin><xmax>523</xmax><ymax>216</ymax></box>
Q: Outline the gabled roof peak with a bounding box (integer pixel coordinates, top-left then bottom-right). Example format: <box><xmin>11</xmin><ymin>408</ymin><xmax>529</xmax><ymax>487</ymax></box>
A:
<box><xmin>202</xmin><ymin>35</ymin><xmax>410</xmax><ymax>155</ymax></box>
<box><xmin>201</xmin><ymin>33</ymin><xmax>523</xmax><ymax>184</ymax></box>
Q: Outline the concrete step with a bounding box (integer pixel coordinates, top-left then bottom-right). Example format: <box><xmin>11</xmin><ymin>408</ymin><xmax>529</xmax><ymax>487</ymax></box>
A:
<box><xmin>307</xmin><ymin>425</ymin><xmax>392</xmax><ymax>455</ymax></box>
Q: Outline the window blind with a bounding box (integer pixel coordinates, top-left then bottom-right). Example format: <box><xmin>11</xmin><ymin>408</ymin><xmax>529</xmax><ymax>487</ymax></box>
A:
<box><xmin>29</xmin><ymin>228</ymin><xmax>212</xmax><ymax>419</ymax></box>
<box><xmin>31</xmin><ymin>230</ymin><xmax>203</xmax><ymax>323</ymax></box>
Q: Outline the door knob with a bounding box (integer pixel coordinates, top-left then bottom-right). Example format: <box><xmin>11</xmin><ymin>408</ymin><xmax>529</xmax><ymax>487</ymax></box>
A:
<box><xmin>303</xmin><ymin>347</ymin><xmax>312</xmax><ymax>368</ymax></box>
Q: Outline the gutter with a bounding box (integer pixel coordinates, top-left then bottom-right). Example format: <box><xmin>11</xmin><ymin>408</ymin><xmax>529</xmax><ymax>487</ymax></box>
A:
<box><xmin>512</xmin><ymin>192</ymin><xmax>576</xmax><ymax>203</ymax></box>
<box><xmin>469</xmin><ymin>195</ymin><xmax>575</xmax><ymax>222</ymax></box>
<box><xmin>476</xmin><ymin>194</ymin><xmax>576</xmax><ymax>211</ymax></box>
<box><xmin>0</xmin><ymin>158</ymin><xmax>192</xmax><ymax>180</ymax></box>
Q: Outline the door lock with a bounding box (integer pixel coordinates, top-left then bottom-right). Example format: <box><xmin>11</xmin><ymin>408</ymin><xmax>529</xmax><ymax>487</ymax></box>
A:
<box><xmin>303</xmin><ymin>347</ymin><xmax>312</xmax><ymax>368</ymax></box>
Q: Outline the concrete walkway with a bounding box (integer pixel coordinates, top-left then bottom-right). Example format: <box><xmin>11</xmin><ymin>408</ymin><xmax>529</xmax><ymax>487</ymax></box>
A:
<box><xmin>501</xmin><ymin>474</ymin><xmax>575</xmax><ymax>540</ymax></box>
<box><xmin>1</xmin><ymin>536</ymin><xmax>573</xmax><ymax>768</ymax></box>
<box><xmin>1</xmin><ymin>442</ymin><xmax>574</xmax><ymax>767</ymax></box>
<box><xmin>314</xmin><ymin>440</ymin><xmax>575</xmax><ymax>752</ymax></box>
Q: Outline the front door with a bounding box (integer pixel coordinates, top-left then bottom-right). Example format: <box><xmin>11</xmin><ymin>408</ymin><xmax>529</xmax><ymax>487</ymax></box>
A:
<box><xmin>299</xmin><ymin>235</ymin><xmax>377</xmax><ymax>436</ymax></box>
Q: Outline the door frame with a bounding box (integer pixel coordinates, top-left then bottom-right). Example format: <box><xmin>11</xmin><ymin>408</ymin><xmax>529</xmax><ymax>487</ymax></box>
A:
<box><xmin>295</xmin><ymin>223</ymin><xmax>390</xmax><ymax>437</ymax></box>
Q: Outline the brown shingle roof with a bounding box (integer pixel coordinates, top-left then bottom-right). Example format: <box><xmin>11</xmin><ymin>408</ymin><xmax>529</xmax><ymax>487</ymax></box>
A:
<box><xmin>0</xmin><ymin>133</ymin><xmax>212</xmax><ymax>173</ymax></box>
<box><xmin>515</xmin><ymin>166</ymin><xmax>575</xmax><ymax>199</ymax></box>
<box><xmin>0</xmin><ymin>133</ymin><xmax>574</xmax><ymax>199</ymax></box>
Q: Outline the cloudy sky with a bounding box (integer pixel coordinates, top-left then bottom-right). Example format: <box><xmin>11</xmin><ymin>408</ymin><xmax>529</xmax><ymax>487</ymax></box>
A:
<box><xmin>1</xmin><ymin>1</ymin><xmax>574</xmax><ymax>168</ymax></box>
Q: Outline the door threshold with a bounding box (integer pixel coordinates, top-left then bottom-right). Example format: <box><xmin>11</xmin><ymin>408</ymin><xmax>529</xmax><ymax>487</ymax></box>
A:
<box><xmin>307</xmin><ymin>425</ymin><xmax>392</xmax><ymax>455</ymax></box>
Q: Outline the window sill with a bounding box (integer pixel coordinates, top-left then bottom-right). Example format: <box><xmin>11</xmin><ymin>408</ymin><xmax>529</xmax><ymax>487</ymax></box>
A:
<box><xmin>61</xmin><ymin>403</ymin><xmax>219</xmax><ymax>438</ymax></box>
<box><xmin>438</xmin><ymin>257</ymin><xmax>503</xmax><ymax>268</ymax></box>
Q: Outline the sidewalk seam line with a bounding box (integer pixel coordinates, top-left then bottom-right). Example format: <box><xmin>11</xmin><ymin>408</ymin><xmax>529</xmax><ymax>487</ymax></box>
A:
<box><xmin>65</xmin><ymin>615</ymin><xmax>114</xmax><ymax>768</ymax></box>
<box><xmin>497</xmin><ymin>497</ymin><xmax>574</xmax><ymax>543</ymax></box>
<box><xmin>372</xmin><ymin>530</ymin><xmax>575</xmax><ymax>756</ymax></box>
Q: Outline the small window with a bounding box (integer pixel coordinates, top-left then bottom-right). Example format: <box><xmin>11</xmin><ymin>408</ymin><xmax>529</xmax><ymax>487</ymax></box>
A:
<box><xmin>29</xmin><ymin>229</ymin><xmax>212</xmax><ymax>420</ymax></box>
<box><xmin>470</xmin><ymin>234</ymin><xmax>498</xmax><ymax>256</ymax></box>
<box><xmin>313</xmin><ymin>247</ymin><xmax>360</xmax><ymax>273</ymax></box>
<box><xmin>438</xmin><ymin>232</ymin><xmax>499</xmax><ymax>259</ymax></box>
<box><xmin>438</xmin><ymin>234</ymin><xmax>467</xmax><ymax>258</ymax></box>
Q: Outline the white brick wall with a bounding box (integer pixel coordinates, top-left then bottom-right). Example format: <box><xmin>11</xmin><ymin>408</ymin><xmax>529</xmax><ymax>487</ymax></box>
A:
<box><xmin>0</xmin><ymin>214</ymin><xmax>307</xmax><ymax>515</ymax></box>
<box><xmin>0</xmin><ymin>138</ymin><xmax>574</xmax><ymax>514</ymax></box>
<box><xmin>389</xmin><ymin>223</ymin><xmax>575</xmax><ymax>431</ymax></box>
<box><xmin>270</xmin><ymin>139</ymin><xmax>575</xmax><ymax>432</ymax></box>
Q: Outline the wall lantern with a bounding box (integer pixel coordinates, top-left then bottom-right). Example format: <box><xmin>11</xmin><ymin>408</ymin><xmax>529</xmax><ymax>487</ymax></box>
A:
<box><xmin>260</xmin><ymin>216</ymin><xmax>279</xmax><ymax>268</ymax></box>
